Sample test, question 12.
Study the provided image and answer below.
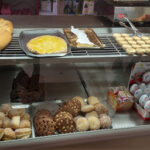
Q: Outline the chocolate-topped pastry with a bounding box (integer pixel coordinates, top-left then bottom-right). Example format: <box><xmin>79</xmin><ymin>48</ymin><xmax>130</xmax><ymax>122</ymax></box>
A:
<box><xmin>54</xmin><ymin>111</ymin><xmax>76</xmax><ymax>134</ymax></box>
<box><xmin>58</xmin><ymin>99</ymin><xmax>81</xmax><ymax>117</ymax></box>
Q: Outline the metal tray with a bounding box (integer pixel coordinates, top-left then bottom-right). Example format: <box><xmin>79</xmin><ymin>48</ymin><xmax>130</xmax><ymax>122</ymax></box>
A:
<box><xmin>63</xmin><ymin>28</ymin><xmax>105</xmax><ymax>50</ymax></box>
<box><xmin>19</xmin><ymin>29</ymin><xmax>71</xmax><ymax>57</ymax></box>
<box><xmin>0</xmin><ymin>103</ymin><xmax>33</xmax><ymax>142</ymax></box>
<box><xmin>31</xmin><ymin>99</ymin><xmax>112</xmax><ymax>138</ymax></box>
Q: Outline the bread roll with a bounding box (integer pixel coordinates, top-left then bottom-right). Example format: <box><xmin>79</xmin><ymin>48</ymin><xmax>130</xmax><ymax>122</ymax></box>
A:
<box><xmin>11</xmin><ymin>116</ymin><xmax>20</xmax><ymax>129</ymax></box>
<box><xmin>0</xmin><ymin>112</ymin><xmax>5</xmax><ymax>120</ymax></box>
<box><xmin>87</xmin><ymin>96</ymin><xmax>100</xmax><ymax>105</ymax></box>
<box><xmin>81</xmin><ymin>105</ymin><xmax>95</xmax><ymax>113</ymax></box>
<box><xmin>21</xmin><ymin>113</ymin><xmax>30</xmax><ymax>121</ymax></box>
<box><xmin>0</xmin><ymin>128</ymin><xmax>4</xmax><ymax>140</ymax></box>
<box><xmin>0</xmin><ymin>120</ymin><xmax>3</xmax><ymax>128</ymax></box>
<box><xmin>0</xmin><ymin>18</ymin><xmax>13</xmax><ymax>33</ymax></box>
<box><xmin>87</xmin><ymin>116</ymin><xmax>100</xmax><ymax>130</ymax></box>
<box><xmin>2</xmin><ymin>128</ymin><xmax>16</xmax><ymax>141</ymax></box>
<box><xmin>20</xmin><ymin>120</ymin><xmax>31</xmax><ymax>128</ymax></box>
<box><xmin>8</xmin><ymin>108</ymin><xmax>25</xmax><ymax>118</ymax></box>
<box><xmin>15</xmin><ymin>128</ymin><xmax>31</xmax><ymax>139</ymax></box>
<box><xmin>3</xmin><ymin>117</ymin><xmax>11</xmax><ymax>128</ymax></box>
<box><xmin>1</xmin><ymin>104</ymin><xmax>12</xmax><ymax>114</ymax></box>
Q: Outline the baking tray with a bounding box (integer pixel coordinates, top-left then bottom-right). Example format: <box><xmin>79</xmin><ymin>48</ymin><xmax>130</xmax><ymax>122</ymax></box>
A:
<box><xmin>0</xmin><ymin>103</ymin><xmax>33</xmax><ymax>142</ymax></box>
<box><xmin>31</xmin><ymin>99</ymin><xmax>112</xmax><ymax>138</ymax></box>
<box><xmin>63</xmin><ymin>28</ymin><xmax>105</xmax><ymax>50</ymax></box>
<box><xmin>19</xmin><ymin>29</ymin><xmax>71</xmax><ymax>57</ymax></box>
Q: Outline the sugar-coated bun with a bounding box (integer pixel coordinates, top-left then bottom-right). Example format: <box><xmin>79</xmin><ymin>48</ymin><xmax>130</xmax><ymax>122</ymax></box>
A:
<box><xmin>19</xmin><ymin>120</ymin><xmax>31</xmax><ymax>128</ymax></box>
<box><xmin>99</xmin><ymin>114</ymin><xmax>112</xmax><ymax>129</ymax></box>
<box><xmin>72</xmin><ymin>96</ymin><xmax>85</xmax><ymax>107</ymax></box>
<box><xmin>3</xmin><ymin>117</ymin><xmax>11</xmax><ymax>128</ymax></box>
<box><xmin>94</xmin><ymin>103</ymin><xmax>108</xmax><ymax>115</ymax></box>
<box><xmin>87</xmin><ymin>116</ymin><xmax>100</xmax><ymax>130</ymax></box>
<box><xmin>0</xmin><ymin>128</ymin><xmax>4</xmax><ymax>140</ymax></box>
<box><xmin>1</xmin><ymin>104</ymin><xmax>12</xmax><ymax>114</ymax></box>
<box><xmin>2</xmin><ymin>128</ymin><xmax>16</xmax><ymax>141</ymax></box>
<box><xmin>15</xmin><ymin>128</ymin><xmax>31</xmax><ymax>139</ymax></box>
<box><xmin>0</xmin><ymin>112</ymin><xmax>5</xmax><ymax>120</ymax></box>
<box><xmin>85</xmin><ymin>111</ymin><xmax>98</xmax><ymax>119</ymax></box>
<box><xmin>87</xmin><ymin>96</ymin><xmax>100</xmax><ymax>105</ymax></box>
<box><xmin>81</xmin><ymin>105</ymin><xmax>95</xmax><ymax>113</ymax></box>
<box><xmin>11</xmin><ymin>116</ymin><xmax>20</xmax><ymax>129</ymax></box>
<box><xmin>75</xmin><ymin>117</ymin><xmax>89</xmax><ymax>132</ymax></box>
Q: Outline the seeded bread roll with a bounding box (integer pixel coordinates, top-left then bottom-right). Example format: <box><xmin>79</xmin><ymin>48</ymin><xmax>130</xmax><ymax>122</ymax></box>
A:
<box><xmin>58</xmin><ymin>99</ymin><xmax>81</xmax><ymax>117</ymax></box>
<box><xmin>72</xmin><ymin>96</ymin><xmax>85</xmax><ymax>107</ymax></box>
<box><xmin>54</xmin><ymin>111</ymin><xmax>76</xmax><ymax>134</ymax></box>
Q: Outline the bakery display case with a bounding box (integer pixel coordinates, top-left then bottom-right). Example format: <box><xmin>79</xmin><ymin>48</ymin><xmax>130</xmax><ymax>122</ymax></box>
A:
<box><xmin>1</xmin><ymin>16</ymin><xmax>150</xmax><ymax>150</ymax></box>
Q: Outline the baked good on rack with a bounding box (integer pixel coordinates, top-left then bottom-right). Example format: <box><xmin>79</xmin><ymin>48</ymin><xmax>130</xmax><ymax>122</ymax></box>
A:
<box><xmin>94</xmin><ymin>103</ymin><xmax>108</xmax><ymax>115</ymax></box>
<box><xmin>133</xmin><ymin>36</ymin><xmax>141</xmax><ymax>40</ymax></box>
<box><xmin>87</xmin><ymin>96</ymin><xmax>100</xmax><ymax>105</ymax></box>
<box><xmin>125</xmin><ymin>48</ymin><xmax>136</xmax><ymax>55</ymax></box>
<box><xmin>87</xmin><ymin>116</ymin><xmax>100</xmax><ymax>130</ymax></box>
<box><xmin>0</xmin><ymin>128</ymin><xmax>4</xmax><ymax>140</ymax></box>
<box><xmin>136</xmin><ymin>40</ymin><xmax>145</xmax><ymax>45</ymax></box>
<box><xmin>113</xmin><ymin>33</ymin><xmax>121</xmax><ymax>38</ymax></box>
<box><xmin>135</xmin><ymin>48</ymin><xmax>145</xmax><ymax>55</ymax></box>
<box><xmin>121</xmin><ymin>33</ymin><xmax>129</xmax><ymax>37</ymax></box>
<box><xmin>58</xmin><ymin>99</ymin><xmax>81</xmax><ymax>117</ymax></box>
<box><xmin>99</xmin><ymin>114</ymin><xmax>112</xmax><ymax>129</ymax></box>
<box><xmin>85</xmin><ymin>111</ymin><xmax>98</xmax><ymax>119</ymax></box>
<box><xmin>2</xmin><ymin>128</ymin><xmax>16</xmax><ymax>141</ymax></box>
<box><xmin>72</xmin><ymin>96</ymin><xmax>85</xmax><ymax>107</ymax></box>
<box><xmin>75</xmin><ymin>117</ymin><xmax>89</xmax><ymax>132</ymax></box>
<box><xmin>15</xmin><ymin>128</ymin><xmax>31</xmax><ymax>139</ymax></box>
<box><xmin>21</xmin><ymin>113</ymin><xmax>30</xmax><ymax>121</ymax></box>
<box><xmin>141</xmin><ymin>36</ymin><xmax>149</xmax><ymax>40</ymax></box>
<box><xmin>54</xmin><ymin>111</ymin><xmax>75</xmax><ymax>134</ymax></box>
<box><xmin>8</xmin><ymin>108</ymin><xmax>25</xmax><ymax>118</ymax></box>
<box><xmin>0</xmin><ymin>18</ymin><xmax>13</xmax><ymax>51</ymax></box>
<box><xmin>0</xmin><ymin>120</ymin><xmax>2</xmax><ymax>128</ymax></box>
<box><xmin>27</xmin><ymin>35</ymin><xmax>67</xmax><ymax>54</ymax></box>
<box><xmin>81</xmin><ymin>105</ymin><xmax>95</xmax><ymax>113</ymax></box>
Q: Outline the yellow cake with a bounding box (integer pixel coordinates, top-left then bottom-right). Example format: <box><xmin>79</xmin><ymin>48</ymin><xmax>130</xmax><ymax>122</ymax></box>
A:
<box><xmin>27</xmin><ymin>35</ymin><xmax>67</xmax><ymax>54</ymax></box>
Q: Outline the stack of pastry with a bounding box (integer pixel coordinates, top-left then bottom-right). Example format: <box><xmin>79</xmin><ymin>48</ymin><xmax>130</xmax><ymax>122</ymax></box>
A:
<box><xmin>0</xmin><ymin>104</ymin><xmax>31</xmax><ymax>141</ymax></box>
<box><xmin>0</xmin><ymin>18</ymin><xmax>13</xmax><ymax>51</ymax></box>
<box><xmin>113</xmin><ymin>33</ymin><xmax>150</xmax><ymax>55</ymax></box>
<box><xmin>74</xmin><ymin>96</ymin><xmax>111</xmax><ymax>132</ymax></box>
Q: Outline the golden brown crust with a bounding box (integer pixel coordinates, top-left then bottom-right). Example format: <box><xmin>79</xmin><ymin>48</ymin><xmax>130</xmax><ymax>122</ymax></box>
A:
<box><xmin>2</xmin><ymin>128</ymin><xmax>16</xmax><ymax>141</ymax></box>
<box><xmin>0</xmin><ymin>18</ymin><xmax>13</xmax><ymax>51</ymax></box>
<box><xmin>0</xmin><ymin>128</ymin><xmax>4</xmax><ymax>140</ymax></box>
<box><xmin>15</xmin><ymin>128</ymin><xmax>31</xmax><ymax>139</ymax></box>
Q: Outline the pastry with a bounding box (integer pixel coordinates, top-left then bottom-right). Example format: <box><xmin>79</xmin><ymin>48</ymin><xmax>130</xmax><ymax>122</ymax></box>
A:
<box><xmin>2</xmin><ymin>128</ymin><xmax>16</xmax><ymax>141</ymax></box>
<box><xmin>75</xmin><ymin>117</ymin><xmax>89</xmax><ymax>132</ymax></box>
<box><xmin>125</xmin><ymin>48</ymin><xmax>136</xmax><ymax>55</ymax></box>
<box><xmin>113</xmin><ymin>33</ymin><xmax>121</xmax><ymax>38</ymax></box>
<box><xmin>145</xmin><ymin>40</ymin><xmax>150</xmax><ymax>44</ymax></box>
<box><xmin>136</xmin><ymin>40</ymin><xmax>145</xmax><ymax>45</ymax></box>
<box><xmin>21</xmin><ymin>113</ymin><xmax>30</xmax><ymax>121</ymax></box>
<box><xmin>0</xmin><ymin>18</ymin><xmax>13</xmax><ymax>51</ymax></box>
<box><xmin>27</xmin><ymin>35</ymin><xmax>67</xmax><ymax>54</ymax></box>
<box><xmin>99</xmin><ymin>114</ymin><xmax>112</xmax><ymax>129</ymax></box>
<box><xmin>72</xmin><ymin>96</ymin><xmax>85</xmax><ymax>107</ymax></box>
<box><xmin>131</xmin><ymin>44</ymin><xmax>141</xmax><ymax>49</ymax></box>
<box><xmin>1</xmin><ymin>104</ymin><xmax>12</xmax><ymax>114</ymax></box>
<box><xmin>0</xmin><ymin>128</ymin><xmax>4</xmax><ymax>140</ymax></box>
<box><xmin>145</xmin><ymin>49</ymin><xmax>150</xmax><ymax>55</ymax></box>
<box><xmin>87</xmin><ymin>116</ymin><xmax>100</xmax><ymax>130</ymax></box>
<box><xmin>8</xmin><ymin>108</ymin><xmax>25</xmax><ymax>118</ymax></box>
<box><xmin>34</xmin><ymin>109</ymin><xmax>51</xmax><ymax>120</ymax></box>
<box><xmin>132</xmin><ymin>36</ymin><xmax>141</xmax><ymax>40</ymax></box>
<box><xmin>0</xmin><ymin>112</ymin><xmax>5</xmax><ymax>120</ymax></box>
<box><xmin>0</xmin><ymin>120</ymin><xmax>2</xmax><ymax>128</ymax></box>
<box><xmin>140</xmin><ymin>44</ymin><xmax>149</xmax><ymax>48</ymax></box>
<box><xmin>121</xmin><ymin>33</ymin><xmax>129</xmax><ymax>37</ymax></box>
<box><xmin>58</xmin><ymin>99</ymin><xmax>81</xmax><ymax>117</ymax></box>
<box><xmin>115</xmin><ymin>37</ymin><xmax>125</xmax><ymax>41</ymax></box>
<box><xmin>54</xmin><ymin>111</ymin><xmax>75</xmax><ymax>134</ymax></box>
<box><xmin>135</xmin><ymin>48</ymin><xmax>145</xmax><ymax>55</ymax></box>
<box><xmin>15</xmin><ymin>128</ymin><xmax>31</xmax><ymax>139</ymax></box>
<box><xmin>3</xmin><ymin>117</ymin><xmax>11</xmax><ymax>128</ymax></box>
<box><xmin>19</xmin><ymin>120</ymin><xmax>31</xmax><ymax>128</ymax></box>
<box><xmin>118</xmin><ymin>41</ymin><xmax>128</xmax><ymax>45</ymax></box>
<box><xmin>11</xmin><ymin>116</ymin><xmax>20</xmax><ymax>129</ymax></box>
<box><xmin>81</xmin><ymin>105</ymin><xmax>95</xmax><ymax>113</ymax></box>
<box><xmin>124</xmin><ymin>37</ymin><xmax>133</xmax><ymax>41</ymax></box>
<box><xmin>94</xmin><ymin>103</ymin><xmax>108</xmax><ymax>115</ymax></box>
<box><xmin>128</xmin><ymin>41</ymin><xmax>136</xmax><ymax>45</ymax></box>
<box><xmin>34</xmin><ymin>116</ymin><xmax>55</xmax><ymax>136</ymax></box>
<box><xmin>85</xmin><ymin>111</ymin><xmax>98</xmax><ymax>118</ymax></box>
<box><xmin>122</xmin><ymin>44</ymin><xmax>132</xmax><ymax>49</ymax></box>
<box><xmin>141</xmin><ymin>36</ymin><xmax>149</xmax><ymax>40</ymax></box>
<box><xmin>87</xmin><ymin>96</ymin><xmax>100</xmax><ymax>105</ymax></box>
